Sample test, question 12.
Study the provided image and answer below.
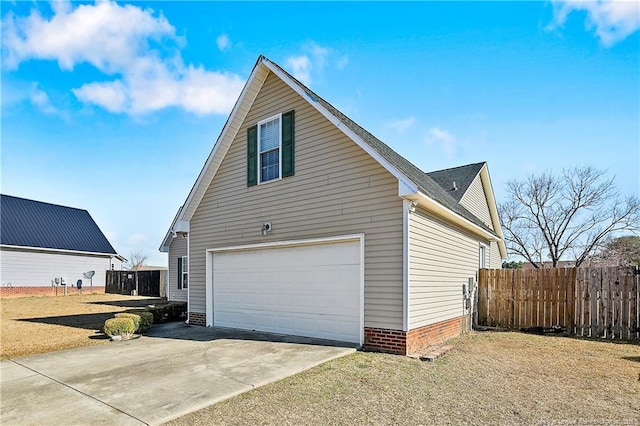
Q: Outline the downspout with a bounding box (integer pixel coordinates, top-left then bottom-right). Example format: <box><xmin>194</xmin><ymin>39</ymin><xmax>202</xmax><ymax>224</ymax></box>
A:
<box><xmin>186</xmin><ymin>231</ymin><xmax>190</xmax><ymax>324</ymax></box>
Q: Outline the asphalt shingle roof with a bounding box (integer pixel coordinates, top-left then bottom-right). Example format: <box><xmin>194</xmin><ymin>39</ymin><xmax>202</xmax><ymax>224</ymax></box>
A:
<box><xmin>266</xmin><ymin>58</ymin><xmax>496</xmax><ymax>237</ymax></box>
<box><xmin>427</xmin><ymin>162</ymin><xmax>485</xmax><ymax>202</ymax></box>
<box><xmin>0</xmin><ymin>194</ymin><xmax>117</xmax><ymax>254</ymax></box>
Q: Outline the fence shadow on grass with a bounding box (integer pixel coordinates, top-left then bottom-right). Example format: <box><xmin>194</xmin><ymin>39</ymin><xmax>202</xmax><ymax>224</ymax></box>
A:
<box><xmin>19</xmin><ymin>312</ymin><xmax>117</xmax><ymax>331</ymax></box>
<box><xmin>86</xmin><ymin>297</ymin><xmax>166</xmax><ymax>308</ymax></box>
<box><xmin>17</xmin><ymin>298</ymin><xmax>167</xmax><ymax>333</ymax></box>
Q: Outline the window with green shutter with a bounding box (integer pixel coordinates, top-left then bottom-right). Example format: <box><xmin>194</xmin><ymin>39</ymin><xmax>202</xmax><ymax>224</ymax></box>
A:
<box><xmin>177</xmin><ymin>256</ymin><xmax>188</xmax><ymax>290</ymax></box>
<box><xmin>247</xmin><ymin>110</ymin><xmax>294</xmax><ymax>186</ymax></box>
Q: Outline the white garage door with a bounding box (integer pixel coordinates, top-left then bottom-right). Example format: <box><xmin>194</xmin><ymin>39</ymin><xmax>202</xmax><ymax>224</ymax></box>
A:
<box><xmin>213</xmin><ymin>239</ymin><xmax>361</xmax><ymax>344</ymax></box>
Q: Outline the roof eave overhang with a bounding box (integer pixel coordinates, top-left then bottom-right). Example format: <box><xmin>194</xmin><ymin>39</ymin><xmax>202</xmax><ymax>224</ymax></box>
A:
<box><xmin>1</xmin><ymin>244</ymin><xmax>125</xmax><ymax>260</ymax></box>
<box><xmin>478</xmin><ymin>164</ymin><xmax>508</xmax><ymax>258</ymax></box>
<box><xmin>159</xmin><ymin>220</ymin><xmax>190</xmax><ymax>253</ymax></box>
<box><xmin>402</xmin><ymin>192</ymin><xmax>500</xmax><ymax>242</ymax></box>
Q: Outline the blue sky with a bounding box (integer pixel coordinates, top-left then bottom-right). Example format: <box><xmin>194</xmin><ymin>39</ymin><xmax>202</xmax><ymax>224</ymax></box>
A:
<box><xmin>2</xmin><ymin>1</ymin><xmax>638</xmax><ymax>265</ymax></box>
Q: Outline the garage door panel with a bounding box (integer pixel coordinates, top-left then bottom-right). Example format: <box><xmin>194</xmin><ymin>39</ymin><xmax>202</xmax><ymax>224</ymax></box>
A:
<box><xmin>213</xmin><ymin>240</ymin><xmax>361</xmax><ymax>343</ymax></box>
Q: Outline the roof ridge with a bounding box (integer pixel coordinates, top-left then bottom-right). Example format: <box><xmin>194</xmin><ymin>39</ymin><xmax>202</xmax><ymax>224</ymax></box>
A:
<box><xmin>427</xmin><ymin>161</ymin><xmax>486</xmax><ymax>174</ymax></box>
<box><xmin>1</xmin><ymin>193</ymin><xmax>89</xmax><ymax>214</ymax></box>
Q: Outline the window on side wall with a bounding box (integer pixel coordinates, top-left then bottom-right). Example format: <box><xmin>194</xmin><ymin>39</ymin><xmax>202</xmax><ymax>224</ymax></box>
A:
<box><xmin>177</xmin><ymin>256</ymin><xmax>188</xmax><ymax>290</ymax></box>
<box><xmin>247</xmin><ymin>110</ymin><xmax>295</xmax><ymax>186</ymax></box>
<box><xmin>479</xmin><ymin>245</ymin><xmax>487</xmax><ymax>269</ymax></box>
<box><xmin>258</xmin><ymin>114</ymin><xmax>281</xmax><ymax>183</ymax></box>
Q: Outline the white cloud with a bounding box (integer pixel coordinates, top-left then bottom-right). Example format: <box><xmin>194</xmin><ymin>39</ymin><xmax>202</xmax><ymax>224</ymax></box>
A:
<box><xmin>549</xmin><ymin>0</ymin><xmax>640</xmax><ymax>46</ymax></box>
<box><xmin>286</xmin><ymin>55</ymin><xmax>313</xmax><ymax>85</ymax></box>
<box><xmin>73</xmin><ymin>80</ymin><xmax>127</xmax><ymax>113</ymax></box>
<box><xmin>2</xmin><ymin>1</ymin><xmax>244</xmax><ymax>115</ymax></box>
<box><xmin>216</xmin><ymin>34</ymin><xmax>230</xmax><ymax>51</ymax></box>
<box><xmin>425</xmin><ymin>126</ymin><xmax>456</xmax><ymax>156</ymax></box>
<box><xmin>285</xmin><ymin>42</ymin><xmax>348</xmax><ymax>86</ymax></box>
<box><xmin>29</xmin><ymin>83</ymin><xmax>58</xmax><ymax>115</ymax></box>
<box><xmin>389</xmin><ymin>117</ymin><xmax>416</xmax><ymax>133</ymax></box>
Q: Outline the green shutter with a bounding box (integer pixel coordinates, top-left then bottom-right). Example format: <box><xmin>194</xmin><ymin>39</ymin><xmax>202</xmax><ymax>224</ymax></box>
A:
<box><xmin>281</xmin><ymin>110</ymin><xmax>295</xmax><ymax>178</ymax></box>
<box><xmin>247</xmin><ymin>125</ymin><xmax>258</xmax><ymax>186</ymax></box>
<box><xmin>177</xmin><ymin>257</ymin><xmax>183</xmax><ymax>290</ymax></box>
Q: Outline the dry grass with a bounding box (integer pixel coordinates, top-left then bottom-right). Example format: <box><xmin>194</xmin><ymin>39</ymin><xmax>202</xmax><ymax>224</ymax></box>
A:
<box><xmin>166</xmin><ymin>332</ymin><xmax>640</xmax><ymax>426</ymax></box>
<box><xmin>0</xmin><ymin>293</ymin><xmax>162</xmax><ymax>359</ymax></box>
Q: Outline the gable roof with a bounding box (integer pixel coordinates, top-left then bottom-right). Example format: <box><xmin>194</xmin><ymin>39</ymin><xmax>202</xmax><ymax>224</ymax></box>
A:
<box><xmin>427</xmin><ymin>162</ymin><xmax>486</xmax><ymax>202</ymax></box>
<box><xmin>267</xmin><ymin>59</ymin><xmax>496</xmax><ymax>236</ymax></box>
<box><xmin>160</xmin><ymin>55</ymin><xmax>506</xmax><ymax>257</ymax></box>
<box><xmin>1</xmin><ymin>194</ymin><xmax>119</xmax><ymax>256</ymax></box>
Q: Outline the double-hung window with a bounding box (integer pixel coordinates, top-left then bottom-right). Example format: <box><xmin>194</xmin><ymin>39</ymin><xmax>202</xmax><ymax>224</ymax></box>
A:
<box><xmin>177</xmin><ymin>256</ymin><xmax>188</xmax><ymax>289</ymax></box>
<box><xmin>479</xmin><ymin>245</ymin><xmax>487</xmax><ymax>269</ymax></box>
<box><xmin>247</xmin><ymin>110</ymin><xmax>294</xmax><ymax>187</ymax></box>
<box><xmin>258</xmin><ymin>114</ymin><xmax>282</xmax><ymax>183</ymax></box>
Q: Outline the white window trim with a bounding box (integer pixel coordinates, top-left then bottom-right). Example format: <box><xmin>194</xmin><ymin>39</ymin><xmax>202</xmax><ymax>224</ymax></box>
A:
<box><xmin>257</xmin><ymin>113</ymin><xmax>282</xmax><ymax>185</ymax></box>
<box><xmin>180</xmin><ymin>255</ymin><xmax>188</xmax><ymax>290</ymax></box>
<box><xmin>479</xmin><ymin>244</ymin><xmax>487</xmax><ymax>269</ymax></box>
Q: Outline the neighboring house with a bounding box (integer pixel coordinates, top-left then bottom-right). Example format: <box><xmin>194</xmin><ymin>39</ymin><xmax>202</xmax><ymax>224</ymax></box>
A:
<box><xmin>522</xmin><ymin>261</ymin><xmax>576</xmax><ymax>269</ymax></box>
<box><xmin>159</xmin><ymin>56</ymin><xmax>506</xmax><ymax>355</ymax></box>
<box><xmin>0</xmin><ymin>194</ymin><xmax>125</xmax><ymax>296</ymax></box>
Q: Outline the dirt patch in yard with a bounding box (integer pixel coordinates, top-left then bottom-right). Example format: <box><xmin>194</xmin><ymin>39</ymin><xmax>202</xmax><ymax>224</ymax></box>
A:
<box><xmin>1</xmin><ymin>293</ymin><xmax>163</xmax><ymax>359</ymax></box>
<box><xmin>166</xmin><ymin>331</ymin><xmax>640</xmax><ymax>425</ymax></box>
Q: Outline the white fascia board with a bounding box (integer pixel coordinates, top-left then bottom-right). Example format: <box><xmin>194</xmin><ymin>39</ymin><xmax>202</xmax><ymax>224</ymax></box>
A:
<box><xmin>174</xmin><ymin>220</ymin><xmax>190</xmax><ymax>234</ymax></box>
<box><xmin>1</xmin><ymin>244</ymin><xmax>123</xmax><ymax>259</ymax></box>
<box><xmin>398</xmin><ymin>180</ymin><xmax>418</xmax><ymax>197</ymax></box>
<box><xmin>159</xmin><ymin>236</ymin><xmax>172</xmax><ymax>253</ymax></box>
<box><xmin>478</xmin><ymin>165</ymin><xmax>508</xmax><ymax>258</ymax></box>
<box><xmin>159</xmin><ymin>220</ymin><xmax>190</xmax><ymax>253</ymax></box>
<box><xmin>404</xmin><ymin>192</ymin><xmax>499</xmax><ymax>242</ymax></box>
<box><xmin>174</xmin><ymin>60</ymin><xmax>269</xmax><ymax>225</ymax></box>
<box><xmin>159</xmin><ymin>230</ymin><xmax>175</xmax><ymax>252</ymax></box>
<box><xmin>262</xmin><ymin>59</ymin><xmax>419</xmax><ymax>197</ymax></box>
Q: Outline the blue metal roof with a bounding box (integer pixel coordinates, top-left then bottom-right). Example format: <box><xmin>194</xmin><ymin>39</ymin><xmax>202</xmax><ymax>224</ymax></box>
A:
<box><xmin>0</xmin><ymin>194</ymin><xmax>118</xmax><ymax>255</ymax></box>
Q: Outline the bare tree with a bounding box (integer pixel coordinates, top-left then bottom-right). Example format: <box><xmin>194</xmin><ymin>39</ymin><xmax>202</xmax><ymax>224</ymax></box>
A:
<box><xmin>126</xmin><ymin>251</ymin><xmax>148</xmax><ymax>271</ymax></box>
<box><xmin>499</xmin><ymin>166</ymin><xmax>640</xmax><ymax>268</ymax></box>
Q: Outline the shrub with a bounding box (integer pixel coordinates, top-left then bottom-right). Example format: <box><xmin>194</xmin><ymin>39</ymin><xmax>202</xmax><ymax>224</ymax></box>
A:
<box><xmin>147</xmin><ymin>306</ymin><xmax>165</xmax><ymax>323</ymax></box>
<box><xmin>168</xmin><ymin>302</ymin><xmax>187</xmax><ymax>320</ymax></box>
<box><xmin>115</xmin><ymin>313</ymin><xmax>141</xmax><ymax>331</ymax></box>
<box><xmin>137</xmin><ymin>311</ymin><xmax>154</xmax><ymax>332</ymax></box>
<box><xmin>104</xmin><ymin>317</ymin><xmax>135</xmax><ymax>340</ymax></box>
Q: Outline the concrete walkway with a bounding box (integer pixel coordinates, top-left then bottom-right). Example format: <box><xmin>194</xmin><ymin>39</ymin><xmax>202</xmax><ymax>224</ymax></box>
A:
<box><xmin>1</xmin><ymin>322</ymin><xmax>356</xmax><ymax>425</ymax></box>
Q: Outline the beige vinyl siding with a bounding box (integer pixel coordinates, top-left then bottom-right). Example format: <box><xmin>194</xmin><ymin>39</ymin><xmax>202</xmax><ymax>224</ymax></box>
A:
<box><xmin>459</xmin><ymin>174</ymin><xmax>493</xmax><ymax>229</ymax></box>
<box><xmin>489</xmin><ymin>241</ymin><xmax>502</xmax><ymax>269</ymax></box>
<box><xmin>408</xmin><ymin>208</ymin><xmax>488</xmax><ymax>329</ymax></box>
<box><xmin>167</xmin><ymin>236</ymin><xmax>188</xmax><ymax>302</ymax></box>
<box><xmin>189</xmin><ymin>72</ymin><xmax>404</xmax><ymax>330</ymax></box>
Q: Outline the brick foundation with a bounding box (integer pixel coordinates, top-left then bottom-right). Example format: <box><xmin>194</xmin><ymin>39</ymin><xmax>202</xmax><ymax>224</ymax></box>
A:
<box><xmin>406</xmin><ymin>316</ymin><xmax>468</xmax><ymax>354</ymax></box>
<box><xmin>364</xmin><ymin>327</ymin><xmax>407</xmax><ymax>354</ymax></box>
<box><xmin>365</xmin><ymin>315</ymin><xmax>469</xmax><ymax>355</ymax></box>
<box><xmin>0</xmin><ymin>286</ymin><xmax>106</xmax><ymax>298</ymax></box>
<box><xmin>188</xmin><ymin>311</ymin><xmax>206</xmax><ymax>326</ymax></box>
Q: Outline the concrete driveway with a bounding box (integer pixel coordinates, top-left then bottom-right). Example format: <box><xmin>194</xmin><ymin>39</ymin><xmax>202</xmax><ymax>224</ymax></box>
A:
<box><xmin>0</xmin><ymin>322</ymin><xmax>356</xmax><ymax>425</ymax></box>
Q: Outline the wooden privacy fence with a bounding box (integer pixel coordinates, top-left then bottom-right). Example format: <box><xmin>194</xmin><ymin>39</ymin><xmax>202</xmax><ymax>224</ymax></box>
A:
<box><xmin>106</xmin><ymin>270</ymin><xmax>162</xmax><ymax>297</ymax></box>
<box><xmin>477</xmin><ymin>267</ymin><xmax>639</xmax><ymax>340</ymax></box>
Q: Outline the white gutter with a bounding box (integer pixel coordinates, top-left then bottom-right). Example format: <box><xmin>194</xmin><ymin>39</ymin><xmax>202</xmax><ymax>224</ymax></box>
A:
<box><xmin>403</xmin><ymin>192</ymin><xmax>499</xmax><ymax>242</ymax></box>
<box><xmin>1</xmin><ymin>244</ymin><xmax>125</xmax><ymax>260</ymax></box>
